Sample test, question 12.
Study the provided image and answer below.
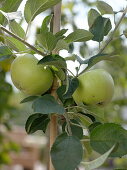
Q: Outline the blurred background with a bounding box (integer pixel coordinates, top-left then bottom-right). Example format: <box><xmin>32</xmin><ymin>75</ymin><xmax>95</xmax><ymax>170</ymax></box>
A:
<box><xmin>1</xmin><ymin>0</ymin><xmax>127</xmax><ymax>169</ymax></box>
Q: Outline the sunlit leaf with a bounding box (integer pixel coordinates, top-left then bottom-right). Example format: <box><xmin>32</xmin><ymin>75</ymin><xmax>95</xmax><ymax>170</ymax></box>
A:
<box><xmin>24</xmin><ymin>0</ymin><xmax>61</xmax><ymax>23</ymax></box>
<box><xmin>65</xmin><ymin>29</ymin><xmax>93</xmax><ymax>43</ymax></box>
<box><xmin>97</xmin><ymin>1</ymin><xmax>114</xmax><ymax>15</ymax></box>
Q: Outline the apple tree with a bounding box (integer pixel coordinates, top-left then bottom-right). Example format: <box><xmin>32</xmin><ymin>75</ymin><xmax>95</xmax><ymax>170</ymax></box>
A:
<box><xmin>1</xmin><ymin>0</ymin><xmax>127</xmax><ymax>169</ymax></box>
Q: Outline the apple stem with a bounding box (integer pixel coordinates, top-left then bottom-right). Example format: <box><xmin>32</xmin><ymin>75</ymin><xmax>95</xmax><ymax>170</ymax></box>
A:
<box><xmin>0</xmin><ymin>25</ymin><xmax>46</xmax><ymax>56</ymax></box>
<box><xmin>49</xmin><ymin>2</ymin><xmax>62</xmax><ymax>170</ymax></box>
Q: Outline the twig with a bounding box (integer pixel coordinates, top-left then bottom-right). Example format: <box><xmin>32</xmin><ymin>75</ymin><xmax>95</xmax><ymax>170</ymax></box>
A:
<box><xmin>99</xmin><ymin>6</ymin><xmax>127</xmax><ymax>54</ymax></box>
<box><xmin>0</xmin><ymin>25</ymin><xmax>46</xmax><ymax>56</ymax></box>
<box><xmin>64</xmin><ymin>112</ymin><xmax>72</xmax><ymax>136</ymax></box>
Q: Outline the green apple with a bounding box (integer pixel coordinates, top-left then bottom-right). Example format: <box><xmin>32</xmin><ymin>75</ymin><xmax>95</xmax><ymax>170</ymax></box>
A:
<box><xmin>10</xmin><ymin>54</ymin><xmax>53</xmax><ymax>95</ymax></box>
<box><xmin>73</xmin><ymin>69</ymin><xmax>114</xmax><ymax>106</ymax></box>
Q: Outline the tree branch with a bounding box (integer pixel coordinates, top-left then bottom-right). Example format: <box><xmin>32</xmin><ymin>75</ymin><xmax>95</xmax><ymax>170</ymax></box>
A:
<box><xmin>0</xmin><ymin>25</ymin><xmax>46</xmax><ymax>56</ymax></box>
<box><xmin>49</xmin><ymin>2</ymin><xmax>62</xmax><ymax>170</ymax></box>
<box><xmin>99</xmin><ymin>6</ymin><xmax>127</xmax><ymax>54</ymax></box>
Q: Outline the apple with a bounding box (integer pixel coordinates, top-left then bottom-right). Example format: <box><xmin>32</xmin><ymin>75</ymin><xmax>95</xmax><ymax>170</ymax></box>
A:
<box><xmin>73</xmin><ymin>69</ymin><xmax>114</xmax><ymax>106</ymax></box>
<box><xmin>10</xmin><ymin>54</ymin><xmax>53</xmax><ymax>95</ymax></box>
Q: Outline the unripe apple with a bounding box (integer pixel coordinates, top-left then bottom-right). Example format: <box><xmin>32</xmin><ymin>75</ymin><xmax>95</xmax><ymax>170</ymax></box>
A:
<box><xmin>10</xmin><ymin>54</ymin><xmax>53</xmax><ymax>95</ymax></box>
<box><xmin>73</xmin><ymin>69</ymin><xmax>114</xmax><ymax>106</ymax></box>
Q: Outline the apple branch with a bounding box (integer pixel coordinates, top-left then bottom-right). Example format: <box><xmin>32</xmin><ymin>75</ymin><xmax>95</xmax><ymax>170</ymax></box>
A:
<box><xmin>99</xmin><ymin>6</ymin><xmax>127</xmax><ymax>54</ymax></box>
<box><xmin>49</xmin><ymin>2</ymin><xmax>62</xmax><ymax>170</ymax></box>
<box><xmin>0</xmin><ymin>25</ymin><xmax>46</xmax><ymax>56</ymax></box>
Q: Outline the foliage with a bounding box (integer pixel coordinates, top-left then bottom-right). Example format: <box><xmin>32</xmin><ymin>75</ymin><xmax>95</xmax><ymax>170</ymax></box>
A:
<box><xmin>0</xmin><ymin>0</ymin><xmax>127</xmax><ymax>169</ymax></box>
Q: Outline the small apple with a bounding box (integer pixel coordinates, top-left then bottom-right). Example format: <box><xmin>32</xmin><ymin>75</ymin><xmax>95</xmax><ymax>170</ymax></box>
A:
<box><xmin>73</xmin><ymin>69</ymin><xmax>114</xmax><ymax>106</ymax></box>
<box><xmin>10</xmin><ymin>54</ymin><xmax>53</xmax><ymax>95</ymax></box>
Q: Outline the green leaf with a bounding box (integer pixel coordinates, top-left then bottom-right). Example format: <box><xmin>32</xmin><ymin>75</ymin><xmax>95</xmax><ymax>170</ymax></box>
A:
<box><xmin>80</xmin><ymin>112</ymin><xmax>96</xmax><ymax>122</ymax></box>
<box><xmin>81</xmin><ymin>105</ymin><xmax>104</xmax><ymax>122</ymax></box>
<box><xmin>89</xmin><ymin>16</ymin><xmax>104</xmax><ymax>42</ymax></box>
<box><xmin>54</xmin><ymin>67</ymin><xmax>66</xmax><ymax>81</ymax></box>
<box><xmin>0</xmin><ymin>45</ymin><xmax>12</xmax><ymax>61</ymax></box>
<box><xmin>97</xmin><ymin>1</ymin><xmax>114</xmax><ymax>15</ymax></box>
<box><xmin>77</xmin><ymin>113</ymin><xmax>93</xmax><ymax>127</ymax></box>
<box><xmin>57</xmin><ymin>85</ymin><xmax>66</xmax><ymax>103</ymax></box>
<box><xmin>88</xmin><ymin>9</ymin><xmax>100</xmax><ymax>28</ymax></box>
<box><xmin>38</xmin><ymin>54</ymin><xmax>67</xmax><ymax>69</ymax></box>
<box><xmin>37</xmin><ymin>32</ymin><xmax>57</xmax><ymax>52</ymax></box>
<box><xmin>9</xmin><ymin>20</ymin><xmax>25</xmax><ymax>39</ymax></box>
<box><xmin>62</xmin><ymin>120</ymin><xmax>83</xmax><ymax>139</ymax></box>
<box><xmin>5</xmin><ymin>36</ymin><xmax>27</xmax><ymax>52</ymax></box>
<box><xmin>55</xmin><ymin>29</ymin><xmax>68</xmax><ymax>38</ymax></box>
<box><xmin>84</xmin><ymin>53</ymin><xmax>116</xmax><ymax>70</ymax></box>
<box><xmin>51</xmin><ymin>134</ymin><xmax>83</xmax><ymax>170</ymax></box>
<box><xmin>63</xmin><ymin>77</ymin><xmax>79</xmax><ymax>99</ymax></box>
<box><xmin>88</xmin><ymin>122</ymin><xmax>102</xmax><ymax>133</ymax></box>
<box><xmin>24</xmin><ymin>0</ymin><xmax>61</xmax><ymax>23</ymax></box>
<box><xmin>90</xmin><ymin>123</ymin><xmax>127</xmax><ymax>157</ymax></box>
<box><xmin>65</xmin><ymin>29</ymin><xmax>93</xmax><ymax>43</ymax></box>
<box><xmin>0</xmin><ymin>0</ymin><xmax>22</xmax><ymax>24</ymax></box>
<box><xmin>32</xmin><ymin>94</ymin><xmax>65</xmax><ymax>114</ymax></box>
<box><xmin>54</xmin><ymin>39</ymin><xmax>69</xmax><ymax>52</ymax></box>
<box><xmin>25</xmin><ymin>113</ymin><xmax>50</xmax><ymax>134</ymax></box>
<box><xmin>20</xmin><ymin>96</ymin><xmax>38</xmax><ymax>103</ymax></box>
<box><xmin>41</xmin><ymin>15</ymin><xmax>53</xmax><ymax>33</ymax></box>
<box><xmin>103</xmin><ymin>18</ymin><xmax>112</xmax><ymax>36</ymax></box>
<box><xmin>82</xmin><ymin>145</ymin><xmax>115</xmax><ymax>170</ymax></box>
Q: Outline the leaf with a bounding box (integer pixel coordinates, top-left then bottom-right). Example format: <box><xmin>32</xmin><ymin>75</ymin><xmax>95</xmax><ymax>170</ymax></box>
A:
<box><xmin>0</xmin><ymin>0</ymin><xmax>22</xmax><ymax>24</ymax></box>
<box><xmin>65</xmin><ymin>29</ymin><xmax>93</xmax><ymax>43</ymax></box>
<box><xmin>20</xmin><ymin>96</ymin><xmax>38</xmax><ymax>103</ymax></box>
<box><xmin>38</xmin><ymin>54</ymin><xmax>67</xmax><ymax>69</ymax></box>
<box><xmin>81</xmin><ymin>105</ymin><xmax>104</xmax><ymax>122</ymax></box>
<box><xmin>32</xmin><ymin>94</ymin><xmax>65</xmax><ymax>114</ymax></box>
<box><xmin>89</xmin><ymin>16</ymin><xmax>104</xmax><ymax>42</ymax></box>
<box><xmin>0</xmin><ymin>45</ymin><xmax>12</xmax><ymax>61</ymax></box>
<box><xmin>90</xmin><ymin>123</ymin><xmax>127</xmax><ymax>157</ymax></box>
<box><xmin>5</xmin><ymin>36</ymin><xmax>27</xmax><ymax>52</ymax></box>
<box><xmin>103</xmin><ymin>18</ymin><xmax>112</xmax><ymax>36</ymax></box>
<box><xmin>37</xmin><ymin>32</ymin><xmax>57</xmax><ymax>52</ymax></box>
<box><xmin>77</xmin><ymin>113</ymin><xmax>93</xmax><ymax>127</ymax></box>
<box><xmin>9</xmin><ymin>20</ymin><xmax>25</xmax><ymax>39</ymax></box>
<box><xmin>25</xmin><ymin>113</ymin><xmax>50</xmax><ymax>134</ymax></box>
<box><xmin>88</xmin><ymin>9</ymin><xmax>100</xmax><ymax>28</ymax></box>
<box><xmin>57</xmin><ymin>85</ymin><xmax>66</xmax><ymax>103</ymax></box>
<box><xmin>84</xmin><ymin>53</ymin><xmax>116</xmax><ymax>70</ymax></box>
<box><xmin>82</xmin><ymin>145</ymin><xmax>115</xmax><ymax>170</ymax></box>
<box><xmin>97</xmin><ymin>1</ymin><xmax>114</xmax><ymax>15</ymax></box>
<box><xmin>62</xmin><ymin>119</ymin><xmax>83</xmax><ymax>139</ymax></box>
<box><xmin>54</xmin><ymin>67</ymin><xmax>66</xmax><ymax>81</ymax></box>
<box><xmin>80</xmin><ymin>112</ymin><xmax>96</xmax><ymax>122</ymax></box>
<box><xmin>54</xmin><ymin>39</ymin><xmax>69</xmax><ymax>52</ymax></box>
<box><xmin>63</xmin><ymin>77</ymin><xmax>79</xmax><ymax>99</ymax></box>
<box><xmin>55</xmin><ymin>29</ymin><xmax>68</xmax><ymax>38</ymax></box>
<box><xmin>51</xmin><ymin>134</ymin><xmax>83</xmax><ymax>170</ymax></box>
<box><xmin>88</xmin><ymin>122</ymin><xmax>102</xmax><ymax>133</ymax></box>
<box><xmin>41</xmin><ymin>15</ymin><xmax>53</xmax><ymax>33</ymax></box>
<box><xmin>24</xmin><ymin>0</ymin><xmax>61</xmax><ymax>23</ymax></box>
<box><xmin>0</xmin><ymin>10</ymin><xmax>22</xmax><ymax>21</ymax></box>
